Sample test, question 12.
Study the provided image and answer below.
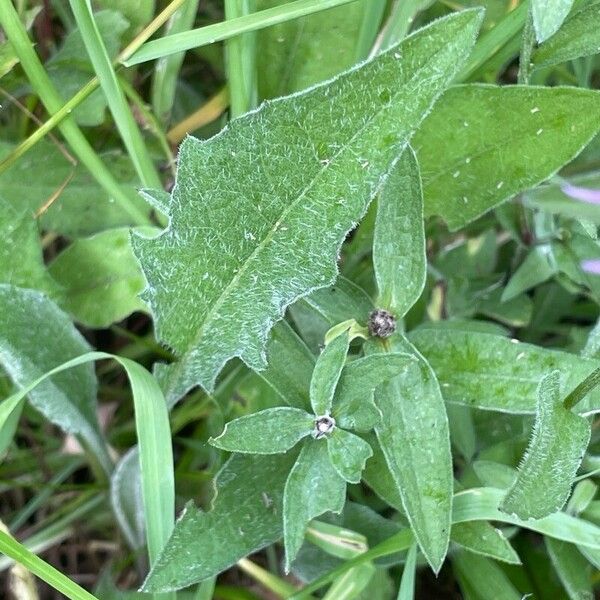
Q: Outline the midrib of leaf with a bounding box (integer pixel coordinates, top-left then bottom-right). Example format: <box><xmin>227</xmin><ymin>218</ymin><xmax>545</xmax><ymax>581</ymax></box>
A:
<box><xmin>167</xmin><ymin>38</ymin><xmax>450</xmax><ymax>377</ymax></box>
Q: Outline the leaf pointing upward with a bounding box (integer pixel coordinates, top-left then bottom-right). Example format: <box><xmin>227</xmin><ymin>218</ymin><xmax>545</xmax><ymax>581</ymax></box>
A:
<box><xmin>133</xmin><ymin>10</ymin><xmax>483</xmax><ymax>394</ymax></box>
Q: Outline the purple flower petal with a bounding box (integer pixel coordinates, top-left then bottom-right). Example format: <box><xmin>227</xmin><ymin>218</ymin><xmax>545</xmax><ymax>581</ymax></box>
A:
<box><xmin>561</xmin><ymin>183</ymin><xmax>600</xmax><ymax>204</ymax></box>
<box><xmin>581</xmin><ymin>259</ymin><xmax>600</xmax><ymax>275</ymax></box>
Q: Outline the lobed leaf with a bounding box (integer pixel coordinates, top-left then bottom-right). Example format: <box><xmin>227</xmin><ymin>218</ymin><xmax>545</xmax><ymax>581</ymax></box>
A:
<box><xmin>409</xmin><ymin>328</ymin><xmax>600</xmax><ymax>415</ymax></box>
<box><xmin>365</xmin><ymin>334</ymin><xmax>453</xmax><ymax>573</ymax></box>
<box><xmin>132</xmin><ymin>9</ymin><xmax>483</xmax><ymax>397</ymax></box>
<box><xmin>210</xmin><ymin>407</ymin><xmax>314</xmax><ymax>454</ymax></box>
<box><xmin>414</xmin><ymin>84</ymin><xmax>600</xmax><ymax>230</ymax></box>
<box><xmin>373</xmin><ymin>146</ymin><xmax>425</xmax><ymax>318</ymax></box>
<box><xmin>283</xmin><ymin>440</ymin><xmax>346</xmax><ymax>570</ymax></box>
<box><xmin>501</xmin><ymin>371</ymin><xmax>591</xmax><ymax>520</ymax></box>
<box><xmin>326</xmin><ymin>428</ymin><xmax>373</xmax><ymax>484</ymax></box>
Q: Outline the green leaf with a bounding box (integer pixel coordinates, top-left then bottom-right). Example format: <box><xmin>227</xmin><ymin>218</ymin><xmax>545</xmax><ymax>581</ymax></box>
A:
<box><xmin>0</xmin><ymin>197</ymin><xmax>58</xmax><ymax>294</ymax></box>
<box><xmin>545</xmin><ymin>539</ymin><xmax>593</xmax><ymax>600</ymax></box>
<box><xmin>256</xmin><ymin>0</ymin><xmax>364</xmax><ymax>98</ymax></box>
<box><xmin>414</xmin><ymin>85</ymin><xmax>600</xmax><ymax>230</ymax></box>
<box><xmin>0</xmin><ymin>285</ymin><xmax>108</xmax><ymax>471</ymax></box>
<box><xmin>501</xmin><ymin>372</ymin><xmax>591</xmax><ymax>520</ymax></box>
<box><xmin>49</xmin><ymin>228</ymin><xmax>150</xmax><ymax>328</ymax></box>
<box><xmin>409</xmin><ymin>328</ymin><xmax>600</xmax><ymax>415</ymax></box>
<box><xmin>132</xmin><ymin>9</ymin><xmax>483</xmax><ymax>396</ymax></box>
<box><xmin>144</xmin><ymin>452</ymin><xmax>297</xmax><ymax>592</ymax></box>
<box><xmin>453</xmin><ymin>550</ymin><xmax>522</xmax><ymax>600</ymax></box>
<box><xmin>502</xmin><ymin>247</ymin><xmax>557</xmax><ymax>302</ymax></box>
<box><xmin>210</xmin><ymin>407</ymin><xmax>314</xmax><ymax>454</ymax></box>
<box><xmin>531</xmin><ymin>0</ymin><xmax>574</xmax><ymax>43</ymax></box>
<box><xmin>373</xmin><ymin>146</ymin><xmax>425</xmax><ymax>317</ymax></box>
<box><xmin>0</xmin><ymin>39</ymin><xmax>18</xmax><ymax>79</ymax></box>
<box><xmin>451</xmin><ymin>522</ymin><xmax>521</xmax><ymax>565</ymax></box>
<box><xmin>323</xmin><ymin>562</ymin><xmax>375</xmax><ymax>600</ymax></box>
<box><xmin>46</xmin><ymin>10</ymin><xmax>129</xmax><ymax>126</ymax></box>
<box><xmin>284</xmin><ymin>440</ymin><xmax>346</xmax><ymax>570</ymax></box>
<box><xmin>326</xmin><ymin>428</ymin><xmax>373</xmax><ymax>484</ymax></box>
<box><xmin>333</xmin><ymin>352</ymin><xmax>415</xmax><ymax>431</ymax></box>
<box><xmin>310</xmin><ymin>330</ymin><xmax>350</xmax><ymax>416</ymax></box>
<box><xmin>365</xmin><ymin>335</ymin><xmax>453</xmax><ymax>573</ymax></box>
<box><xmin>397</xmin><ymin>542</ymin><xmax>418</xmax><ymax>600</ymax></box>
<box><xmin>533</xmin><ymin>2</ymin><xmax>600</xmax><ymax>68</ymax></box>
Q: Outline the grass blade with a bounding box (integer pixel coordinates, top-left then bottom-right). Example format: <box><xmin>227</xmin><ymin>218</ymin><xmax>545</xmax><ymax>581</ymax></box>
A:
<box><xmin>397</xmin><ymin>542</ymin><xmax>418</xmax><ymax>600</ymax></box>
<box><xmin>124</xmin><ymin>0</ymin><xmax>361</xmax><ymax>66</ymax></box>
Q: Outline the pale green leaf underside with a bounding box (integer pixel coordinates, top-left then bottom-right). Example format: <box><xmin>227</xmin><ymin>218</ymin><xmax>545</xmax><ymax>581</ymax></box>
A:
<box><xmin>451</xmin><ymin>521</ymin><xmax>521</xmax><ymax>565</ymax></box>
<box><xmin>210</xmin><ymin>407</ymin><xmax>313</xmax><ymax>454</ymax></box>
<box><xmin>132</xmin><ymin>9</ymin><xmax>483</xmax><ymax>394</ymax></box>
<box><xmin>310</xmin><ymin>330</ymin><xmax>349</xmax><ymax>416</ymax></box>
<box><xmin>366</xmin><ymin>334</ymin><xmax>453</xmax><ymax>573</ymax></box>
<box><xmin>532</xmin><ymin>0</ymin><xmax>574</xmax><ymax>42</ymax></box>
<box><xmin>283</xmin><ymin>440</ymin><xmax>346</xmax><ymax>570</ymax></box>
<box><xmin>326</xmin><ymin>427</ymin><xmax>373</xmax><ymax>484</ymax></box>
<box><xmin>374</xmin><ymin>146</ymin><xmax>425</xmax><ymax>317</ymax></box>
<box><xmin>501</xmin><ymin>372</ymin><xmax>591</xmax><ymax>520</ymax></box>
<box><xmin>414</xmin><ymin>85</ymin><xmax>600</xmax><ymax>230</ymax></box>
<box><xmin>0</xmin><ymin>285</ymin><xmax>104</xmax><ymax>464</ymax></box>
<box><xmin>409</xmin><ymin>328</ymin><xmax>600</xmax><ymax>415</ymax></box>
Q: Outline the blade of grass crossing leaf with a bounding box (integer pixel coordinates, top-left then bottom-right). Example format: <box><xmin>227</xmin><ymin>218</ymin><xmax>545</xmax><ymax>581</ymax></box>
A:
<box><xmin>563</xmin><ymin>366</ymin><xmax>600</xmax><ymax>411</ymax></box>
<box><xmin>365</xmin><ymin>335</ymin><xmax>453</xmax><ymax>573</ymax></box>
<box><xmin>0</xmin><ymin>352</ymin><xmax>174</xmax><ymax>583</ymax></box>
<box><xmin>125</xmin><ymin>0</ymin><xmax>363</xmax><ymax>65</ymax></box>
<box><xmin>373</xmin><ymin>146</ymin><xmax>425</xmax><ymax>317</ymax></box>
<box><xmin>354</xmin><ymin>0</ymin><xmax>386</xmax><ymax>60</ymax></box>
<box><xmin>151</xmin><ymin>0</ymin><xmax>200</xmax><ymax>123</ymax></box>
<box><xmin>68</xmin><ymin>0</ymin><xmax>162</xmax><ymax>189</ymax></box>
<box><xmin>323</xmin><ymin>562</ymin><xmax>375</xmax><ymax>600</ymax></box>
<box><xmin>501</xmin><ymin>371</ymin><xmax>591</xmax><ymax>520</ymax></box>
<box><xmin>0</xmin><ymin>529</ymin><xmax>99</xmax><ymax>600</ymax></box>
<box><xmin>545</xmin><ymin>538</ymin><xmax>594</xmax><ymax>600</ymax></box>
<box><xmin>225</xmin><ymin>0</ymin><xmax>257</xmax><ymax>118</ymax></box>
<box><xmin>0</xmin><ymin>2</ymin><xmax>150</xmax><ymax>225</ymax></box>
<box><xmin>375</xmin><ymin>0</ymin><xmax>427</xmax><ymax>53</ymax></box>
<box><xmin>397</xmin><ymin>542</ymin><xmax>417</xmax><ymax>600</ymax></box>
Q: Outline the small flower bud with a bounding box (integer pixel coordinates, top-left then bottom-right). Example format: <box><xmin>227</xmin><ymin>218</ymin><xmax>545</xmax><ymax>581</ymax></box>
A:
<box><xmin>314</xmin><ymin>415</ymin><xmax>335</xmax><ymax>439</ymax></box>
<box><xmin>368</xmin><ymin>309</ymin><xmax>397</xmax><ymax>338</ymax></box>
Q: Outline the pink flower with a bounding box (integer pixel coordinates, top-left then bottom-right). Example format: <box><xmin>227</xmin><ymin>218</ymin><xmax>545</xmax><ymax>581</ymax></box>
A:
<box><xmin>581</xmin><ymin>260</ymin><xmax>600</xmax><ymax>275</ymax></box>
<box><xmin>561</xmin><ymin>183</ymin><xmax>600</xmax><ymax>205</ymax></box>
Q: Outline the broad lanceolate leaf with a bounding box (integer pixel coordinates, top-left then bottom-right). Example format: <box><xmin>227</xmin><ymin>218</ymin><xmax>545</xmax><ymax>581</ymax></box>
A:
<box><xmin>310</xmin><ymin>330</ymin><xmax>349</xmax><ymax>416</ymax></box>
<box><xmin>284</xmin><ymin>440</ymin><xmax>346</xmax><ymax>571</ymax></box>
<box><xmin>501</xmin><ymin>372</ymin><xmax>591</xmax><ymax>520</ymax></box>
<box><xmin>144</xmin><ymin>452</ymin><xmax>298</xmax><ymax>592</ymax></box>
<box><xmin>531</xmin><ymin>0</ymin><xmax>574</xmax><ymax>42</ymax></box>
<box><xmin>0</xmin><ymin>285</ymin><xmax>108</xmax><ymax>470</ymax></box>
<box><xmin>373</xmin><ymin>146</ymin><xmax>425</xmax><ymax>317</ymax></box>
<box><xmin>333</xmin><ymin>352</ymin><xmax>415</xmax><ymax>431</ymax></box>
<box><xmin>533</xmin><ymin>1</ymin><xmax>600</xmax><ymax>69</ymax></box>
<box><xmin>326</xmin><ymin>428</ymin><xmax>373</xmax><ymax>484</ymax></box>
<box><xmin>49</xmin><ymin>228</ymin><xmax>150</xmax><ymax>328</ymax></box>
<box><xmin>450</xmin><ymin>522</ymin><xmax>520</xmax><ymax>565</ymax></box>
<box><xmin>132</xmin><ymin>10</ymin><xmax>483</xmax><ymax>396</ymax></box>
<box><xmin>210</xmin><ymin>407</ymin><xmax>313</xmax><ymax>454</ymax></box>
<box><xmin>414</xmin><ymin>85</ymin><xmax>600</xmax><ymax>230</ymax></box>
<box><xmin>409</xmin><ymin>328</ymin><xmax>600</xmax><ymax>415</ymax></box>
<box><xmin>365</xmin><ymin>334</ymin><xmax>453</xmax><ymax>573</ymax></box>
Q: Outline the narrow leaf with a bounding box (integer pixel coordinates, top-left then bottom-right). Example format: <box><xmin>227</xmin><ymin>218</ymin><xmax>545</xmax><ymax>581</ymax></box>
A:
<box><xmin>327</xmin><ymin>428</ymin><xmax>373</xmax><ymax>483</ymax></box>
<box><xmin>0</xmin><ymin>285</ymin><xmax>108</xmax><ymax>471</ymax></box>
<box><xmin>210</xmin><ymin>407</ymin><xmax>314</xmax><ymax>454</ymax></box>
<box><xmin>451</xmin><ymin>522</ymin><xmax>521</xmax><ymax>565</ymax></box>
<box><xmin>144</xmin><ymin>452</ymin><xmax>297</xmax><ymax>592</ymax></box>
<box><xmin>501</xmin><ymin>371</ymin><xmax>591</xmax><ymax>520</ymax></box>
<box><xmin>132</xmin><ymin>9</ymin><xmax>483</xmax><ymax>396</ymax></box>
<box><xmin>374</xmin><ymin>146</ymin><xmax>425</xmax><ymax>317</ymax></box>
<box><xmin>323</xmin><ymin>562</ymin><xmax>375</xmax><ymax>600</ymax></box>
<box><xmin>409</xmin><ymin>328</ymin><xmax>600</xmax><ymax>415</ymax></box>
<box><xmin>310</xmin><ymin>330</ymin><xmax>350</xmax><ymax>416</ymax></box>
<box><xmin>534</xmin><ymin>2</ymin><xmax>600</xmax><ymax>68</ymax></box>
<box><xmin>397</xmin><ymin>543</ymin><xmax>418</xmax><ymax>600</ymax></box>
<box><xmin>284</xmin><ymin>440</ymin><xmax>346</xmax><ymax>570</ymax></box>
<box><xmin>546</xmin><ymin>538</ymin><xmax>593</xmax><ymax>600</ymax></box>
<box><xmin>366</xmin><ymin>335</ymin><xmax>453</xmax><ymax>573</ymax></box>
<box><xmin>414</xmin><ymin>85</ymin><xmax>600</xmax><ymax>230</ymax></box>
<box><xmin>334</xmin><ymin>352</ymin><xmax>415</xmax><ymax>431</ymax></box>
<box><xmin>531</xmin><ymin>0</ymin><xmax>574</xmax><ymax>42</ymax></box>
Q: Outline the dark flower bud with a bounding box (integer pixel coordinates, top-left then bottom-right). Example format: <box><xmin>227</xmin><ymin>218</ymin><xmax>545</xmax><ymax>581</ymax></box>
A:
<box><xmin>368</xmin><ymin>309</ymin><xmax>397</xmax><ymax>338</ymax></box>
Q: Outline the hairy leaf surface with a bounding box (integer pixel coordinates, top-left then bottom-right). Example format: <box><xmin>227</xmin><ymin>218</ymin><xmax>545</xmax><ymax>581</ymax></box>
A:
<box><xmin>501</xmin><ymin>372</ymin><xmax>591</xmax><ymax>519</ymax></box>
<box><xmin>132</xmin><ymin>10</ymin><xmax>483</xmax><ymax>395</ymax></box>
<box><xmin>326</xmin><ymin>428</ymin><xmax>373</xmax><ymax>484</ymax></box>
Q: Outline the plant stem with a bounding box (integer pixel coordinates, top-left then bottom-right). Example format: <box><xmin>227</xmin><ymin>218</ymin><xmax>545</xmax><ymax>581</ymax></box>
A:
<box><xmin>563</xmin><ymin>367</ymin><xmax>600</xmax><ymax>411</ymax></box>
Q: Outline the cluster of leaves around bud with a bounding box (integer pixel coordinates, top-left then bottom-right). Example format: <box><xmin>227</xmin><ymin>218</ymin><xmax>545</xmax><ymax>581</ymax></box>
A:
<box><xmin>210</xmin><ymin>316</ymin><xmax>410</xmax><ymax>569</ymax></box>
